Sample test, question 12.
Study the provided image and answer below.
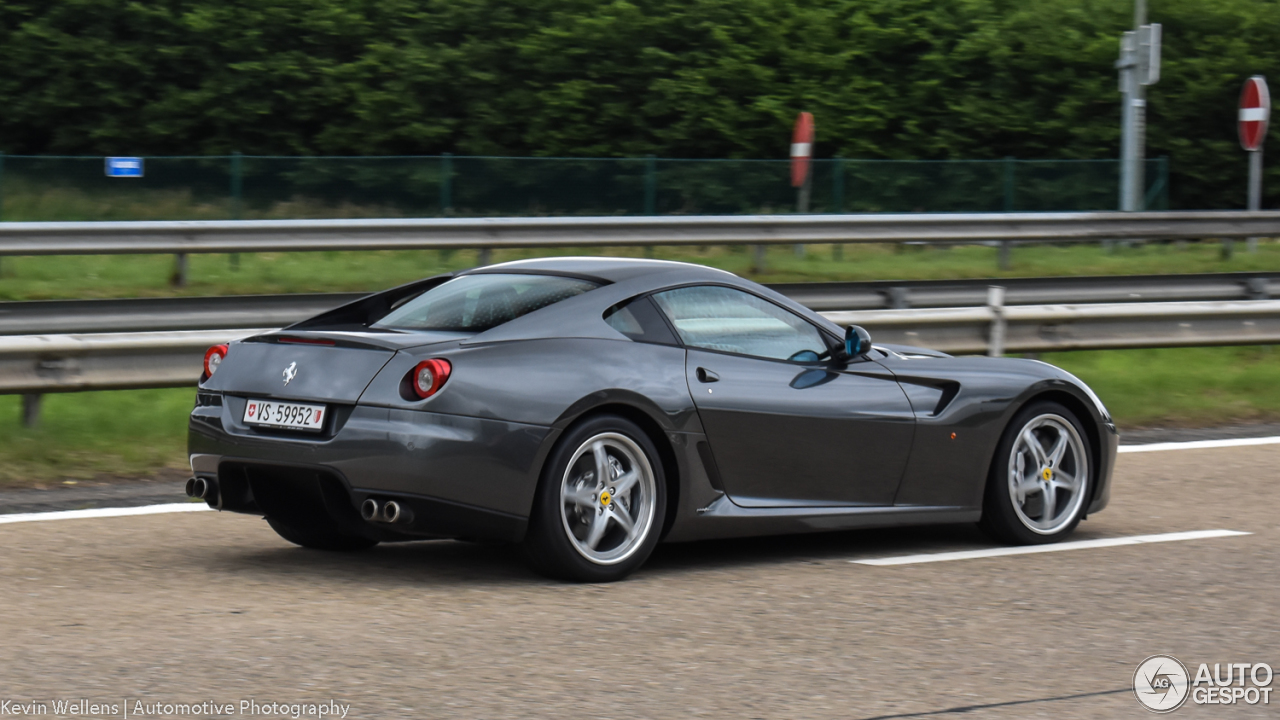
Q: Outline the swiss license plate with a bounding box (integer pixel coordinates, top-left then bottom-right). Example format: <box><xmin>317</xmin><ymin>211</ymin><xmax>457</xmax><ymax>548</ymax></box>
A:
<box><xmin>243</xmin><ymin>399</ymin><xmax>327</xmax><ymax>431</ymax></box>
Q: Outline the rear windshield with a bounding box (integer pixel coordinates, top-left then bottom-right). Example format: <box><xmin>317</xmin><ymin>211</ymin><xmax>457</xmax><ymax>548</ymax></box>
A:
<box><xmin>372</xmin><ymin>273</ymin><xmax>598</xmax><ymax>332</ymax></box>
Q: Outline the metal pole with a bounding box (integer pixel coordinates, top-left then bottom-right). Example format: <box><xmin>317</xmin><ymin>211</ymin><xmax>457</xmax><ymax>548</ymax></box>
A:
<box><xmin>1248</xmin><ymin>148</ymin><xmax>1263</xmax><ymax>253</ymax></box>
<box><xmin>0</xmin><ymin>152</ymin><xmax>5</xmax><ymax>277</ymax></box>
<box><xmin>230</xmin><ymin>151</ymin><xmax>243</xmax><ymax>270</ymax></box>
<box><xmin>1131</xmin><ymin>0</ymin><xmax>1147</xmax><ymax>212</ymax></box>
<box><xmin>171</xmin><ymin>253</ymin><xmax>188</xmax><ymax>287</ymax></box>
<box><xmin>22</xmin><ymin>393</ymin><xmax>42</xmax><ymax>428</ymax></box>
<box><xmin>794</xmin><ymin>167</ymin><xmax>811</xmax><ymax>258</ymax></box>
<box><xmin>1118</xmin><ymin>32</ymin><xmax>1135</xmax><ymax>212</ymax></box>
<box><xmin>1118</xmin><ymin>0</ymin><xmax>1149</xmax><ymax>214</ymax></box>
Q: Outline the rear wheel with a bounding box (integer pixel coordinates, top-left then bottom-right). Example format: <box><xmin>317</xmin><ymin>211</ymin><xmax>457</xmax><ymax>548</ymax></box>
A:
<box><xmin>524</xmin><ymin>415</ymin><xmax>665</xmax><ymax>582</ymax></box>
<box><xmin>265</xmin><ymin>516</ymin><xmax>378</xmax><ymax>552</ymax></box>
<box><xmin>979</xmin><ymin>401</ymin><xmax>1093</xmax><ymax>545</ymax></box>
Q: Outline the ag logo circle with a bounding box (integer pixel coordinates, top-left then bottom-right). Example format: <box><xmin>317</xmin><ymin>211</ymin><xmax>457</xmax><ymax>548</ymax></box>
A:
<box><xmin>1134</xmin><ymin>655</ymin><xmax>1190</xmax><ymax>713</ymax></box>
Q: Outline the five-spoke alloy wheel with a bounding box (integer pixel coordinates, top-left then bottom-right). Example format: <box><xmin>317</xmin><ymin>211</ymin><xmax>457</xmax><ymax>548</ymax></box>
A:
<box><xmin>980</xmin><ymin>401</ymin><xmax>1093</xmax><ymax>544</ymax></box>
<box><xmin>525</xmin><ymin>415</ymin><xmax>666</xmax><ymax>582</ymax></box>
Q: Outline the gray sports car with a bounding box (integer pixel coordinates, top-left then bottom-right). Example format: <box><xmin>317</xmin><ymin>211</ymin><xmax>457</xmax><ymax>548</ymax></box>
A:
<box><xmin>188</xmin><ymin>257</ymin><xmax>1118</xmax><ymax>581</ymax></box>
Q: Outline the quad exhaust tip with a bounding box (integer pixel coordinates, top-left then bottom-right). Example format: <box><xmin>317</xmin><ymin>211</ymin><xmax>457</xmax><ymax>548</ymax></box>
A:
<box><xmin>361</xmin><ymin>498</ymin><xmax>381</xmax><ymax>522</ymax></box>
<box><xmin>383</xmin><ymin>501</ymin><xmax>402</xmax><ymax>524</ymax></box>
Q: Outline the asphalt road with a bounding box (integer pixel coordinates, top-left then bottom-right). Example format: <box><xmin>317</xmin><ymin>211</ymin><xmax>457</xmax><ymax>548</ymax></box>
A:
<box><xmin>0</xmin><ymin>445</ymin><xmax>1277</xmax><ymax>719</ymax></box>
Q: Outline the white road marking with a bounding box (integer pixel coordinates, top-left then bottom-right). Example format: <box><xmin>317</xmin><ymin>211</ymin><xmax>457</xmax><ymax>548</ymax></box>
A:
<box><xmin>1119</xmin><ymin>436</ymin><xmax>1280</xmax><ymax>453</ymax></box>
<box><xmin>852</xmin><ymin>529</ymin><xmax>1251</xmax><ymax>566</ymax></box>
<box><xmin>0</xmin><ymin>502</ymin><xmax>211</xmax><ymax>526</ymax></box>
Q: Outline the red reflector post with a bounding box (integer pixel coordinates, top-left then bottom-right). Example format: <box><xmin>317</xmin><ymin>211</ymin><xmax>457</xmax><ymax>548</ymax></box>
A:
<box><xmin>411</xmin><ymin>359</ymin><xmax>452</xmax><ymax>399</ymax></box>
<box><xmin>204</xmin><ymin>344</ymin><xmax>229</xmax><ymax>377</ymax></box>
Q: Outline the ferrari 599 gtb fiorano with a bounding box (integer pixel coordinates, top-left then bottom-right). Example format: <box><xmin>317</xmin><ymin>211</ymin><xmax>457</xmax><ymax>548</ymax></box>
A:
<box><xmin>188</xmin><ymin>257</ymin><xmax>1117</xmax><ymax>581</ymax></box>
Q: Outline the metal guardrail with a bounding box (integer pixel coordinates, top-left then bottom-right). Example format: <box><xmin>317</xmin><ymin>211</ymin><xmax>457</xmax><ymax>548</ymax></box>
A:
<box><xmin>827</xmin><ymin>299</ymin><xmax>1280</xmax><ymax>355</ymax></box>
<box><xmin>3</xmin><ymin>299</ymin><xmax>1279</xmax><ymax>396</ymax></box>
<box><xmin>0</xmin><ymin>293</ymin><xmax>366</xmax><ymax>335</ymax></box>
<box><xmin>2</xmin><ymin>273</ymin><xmax>1275</xmax><ymax>335</ymax></box>
<box><xmin>3</xmin><ymin>211</ymin><xmax>1280</xmax><ymax>255</ymax></box>
<box><xmin>0</xmin><ymin>329</ymin><xmax>268</xmax><ymax>394</ymax></box>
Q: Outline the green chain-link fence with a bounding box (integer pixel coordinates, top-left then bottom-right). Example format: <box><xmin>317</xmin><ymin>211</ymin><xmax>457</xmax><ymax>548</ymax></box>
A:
<box><xmin>0</xmin><ymin>155</ymin><xmax>1169</xmax><ymax>222</ymax></box>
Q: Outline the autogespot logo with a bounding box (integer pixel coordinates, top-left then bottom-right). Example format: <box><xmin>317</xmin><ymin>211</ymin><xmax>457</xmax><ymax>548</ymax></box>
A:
<box><xmin>1134</xmin><ymin>655</ymin><xmax>1191</xmax><ymax>713</ymax></box>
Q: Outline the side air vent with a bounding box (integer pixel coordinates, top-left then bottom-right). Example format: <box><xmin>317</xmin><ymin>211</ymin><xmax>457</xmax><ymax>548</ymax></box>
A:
<box><xmin>696</xmin><ymin>441</ymin><xmax>726</xmax><ymax>493</ymax></box>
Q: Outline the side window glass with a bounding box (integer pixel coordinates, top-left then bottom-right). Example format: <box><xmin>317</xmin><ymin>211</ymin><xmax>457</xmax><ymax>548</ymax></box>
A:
<box><xmin>603</xmin><ymin>296</ymin><xmax>679</xmax><ymax>345</ymax></box>
<box><xmin>652</xmin><ymin>286</ymin><xmax>828</xmax><ymax>361</ymax></box>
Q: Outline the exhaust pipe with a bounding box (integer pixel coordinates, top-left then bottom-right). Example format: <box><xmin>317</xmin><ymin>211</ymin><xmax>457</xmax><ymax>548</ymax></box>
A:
<box><xmin>360</xmin><ymin>498</ymin><xmax>413</xmax><ymax>524</ymax></box>
<box><xmin>186</xmin><ymin>477</ymin><xmax>213</xmax><ymax>500</ymax></box>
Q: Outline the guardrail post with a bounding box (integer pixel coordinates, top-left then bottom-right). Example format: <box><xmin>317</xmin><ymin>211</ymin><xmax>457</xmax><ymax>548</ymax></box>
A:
<box><xmin>21</xmin><ymin>393</ymin><xmax>41</xmax><ymax>428</ymax></box>
<box><xmin>1247</xmin><ymin>277</ymin><xmax>1271</xmax><ymax>299</ymax></box>
<box><xmin>887</xmin><ymin>287</ymin><xmax>910</xmax><ymax>309</ymax></box>
<box><xmin>987</xmin><ymin>286</ymin><xmax>1006</xmax><ymax>357</ymax></box>
<box><xmin>171</xmin><ymin>253</ymin><xmax>188</xmax><ymax>287</ymax></box>
<box><xmin>229</xmin><ymin>151</ymin><xmax>243</xmax><ymax>270</ymax></box>
<box><xmin>752</xmin><ymin>244</ymin><xmax>766</xmax><ymax>274</ymax></box>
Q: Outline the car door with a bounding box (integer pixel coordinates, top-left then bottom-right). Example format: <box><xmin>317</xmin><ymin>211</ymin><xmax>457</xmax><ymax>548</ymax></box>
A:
<box><xmin>651</xmin><ymin>285</ymin><xmax>916</xmax><ymax>507</ymax></box>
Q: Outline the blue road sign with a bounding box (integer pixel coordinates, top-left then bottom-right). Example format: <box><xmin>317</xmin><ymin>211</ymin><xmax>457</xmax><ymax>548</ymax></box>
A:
<box><xmin>105</xmin><ymin>157</ymin><xmax>144</xmax><ymax>178</ymax></box>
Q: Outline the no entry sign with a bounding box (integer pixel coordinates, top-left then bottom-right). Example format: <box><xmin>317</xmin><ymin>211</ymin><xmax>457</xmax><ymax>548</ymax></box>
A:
<box><xmin>791</xmin><ymin>112</ymin><xmax>814</xmax><ymax>187</ymax></box>
<box><xmin>1239</xmin><ymin>76</ymin><xmax>1270</xmax><ymax>152</ymax></box>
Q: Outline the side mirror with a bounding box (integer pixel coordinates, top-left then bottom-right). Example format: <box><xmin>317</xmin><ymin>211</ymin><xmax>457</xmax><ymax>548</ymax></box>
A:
<box><xmin>844</xmin><ymin>325</ymin><xmax>872</xmax><ymax>358</ymax></box>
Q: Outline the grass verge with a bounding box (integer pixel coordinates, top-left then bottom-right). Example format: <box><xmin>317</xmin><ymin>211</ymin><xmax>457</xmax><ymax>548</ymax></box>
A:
<box><xmin>2</xmin><ymin>240</ymin><xmax>1279</xmax><ymax>301</ymax></box>
<box><xmin>1</xmin><ymin>346</ymin><xmax>1276</xmax><ymax>487</ymax></box>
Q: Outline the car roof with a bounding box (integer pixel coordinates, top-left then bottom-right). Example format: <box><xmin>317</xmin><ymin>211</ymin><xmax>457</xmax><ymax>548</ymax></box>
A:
<box><xmin>468</xmin><ymin>256</ymin><xmax>738</xmax><ymax>284</ymax></box>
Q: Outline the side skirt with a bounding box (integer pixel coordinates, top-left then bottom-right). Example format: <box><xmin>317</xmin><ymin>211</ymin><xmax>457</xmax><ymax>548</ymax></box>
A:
<box><xmin>664</xmin><ymin>495</ymin><xmax>980</xmax><ymax>542</ymax></box>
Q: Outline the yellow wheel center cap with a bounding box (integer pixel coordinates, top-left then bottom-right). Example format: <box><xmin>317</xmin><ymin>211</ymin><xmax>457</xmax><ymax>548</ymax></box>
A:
<box><xmin>1042</xmin><ymin>468</ymin><xmax>1053</xmax><ymax>481</ymax></box>
<box><xmin>599</xmin><ymin>490</ymin><xmax>612</xmax><ymax>506</ymax></box>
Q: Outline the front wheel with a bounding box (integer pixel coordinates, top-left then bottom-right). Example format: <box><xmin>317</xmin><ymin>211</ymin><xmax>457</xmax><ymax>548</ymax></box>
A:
<box><xmin>979</xmin><ymin>401</ymin><xmax>1093</xmax><ymax>545</ymax></box>
<box><xmin>523</xmin><ymin>415</ymin><xmax>665</xmax><ymax>582</ymax></box>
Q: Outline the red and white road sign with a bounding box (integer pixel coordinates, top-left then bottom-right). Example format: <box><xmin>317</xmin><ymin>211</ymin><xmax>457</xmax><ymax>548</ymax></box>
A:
<box><xmin>1239</xmin><ymin>76</ymin><xmax>1270</xmax><ymax>152</ymax></box>
<box><xmin>791</xmin><ymin>112</ymin><xmax>814</xmax><ymax>187</ymax></box>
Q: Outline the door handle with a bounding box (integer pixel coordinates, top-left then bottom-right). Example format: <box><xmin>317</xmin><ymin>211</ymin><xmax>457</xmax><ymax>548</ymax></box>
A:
<box><xmin>696</xmin><ymin>367</ymin><xmax>720</xmax><ymax>383</ymax></box>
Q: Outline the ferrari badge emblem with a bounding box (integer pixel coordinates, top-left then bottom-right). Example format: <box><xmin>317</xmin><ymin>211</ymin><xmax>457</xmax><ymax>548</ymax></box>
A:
<box><xmin>283</xmin><ymin>362</ymin><xmax>298</xmax><ymax>386</ymax></box>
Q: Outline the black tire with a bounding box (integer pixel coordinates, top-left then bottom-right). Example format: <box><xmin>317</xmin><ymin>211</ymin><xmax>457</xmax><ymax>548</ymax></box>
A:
<box><xmin>979</xmin><ymin>401</ymin><xmax>1094</xmax><ymax>545</ymax></box>
<box><xmin>265</xmin><ymin>516</ymin><xmax>379</xmax><ymax>552</ymax></box>
<box><xmin>524</xmin><ymin>414</ymin><xmax>667</xmax><ymax>582</ymax></box>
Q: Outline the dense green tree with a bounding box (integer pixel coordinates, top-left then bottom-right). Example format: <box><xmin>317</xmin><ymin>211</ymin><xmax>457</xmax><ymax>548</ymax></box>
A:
<box><xmin>1</xmin><ymin>0</ymin><xmax>1279</xmax><ymax>208</ymax></box>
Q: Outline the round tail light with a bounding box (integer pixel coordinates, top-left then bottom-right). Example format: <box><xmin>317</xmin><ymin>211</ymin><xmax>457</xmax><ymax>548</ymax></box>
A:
<box><xmin>411</xmin><ymin>359</ymin><xmax>452</xmax><ymax>399</ymax></box>
<box><xmin>204</xmin><ymin>344</ymin><xmax>229</xmax><ymax>378</ymax></box>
